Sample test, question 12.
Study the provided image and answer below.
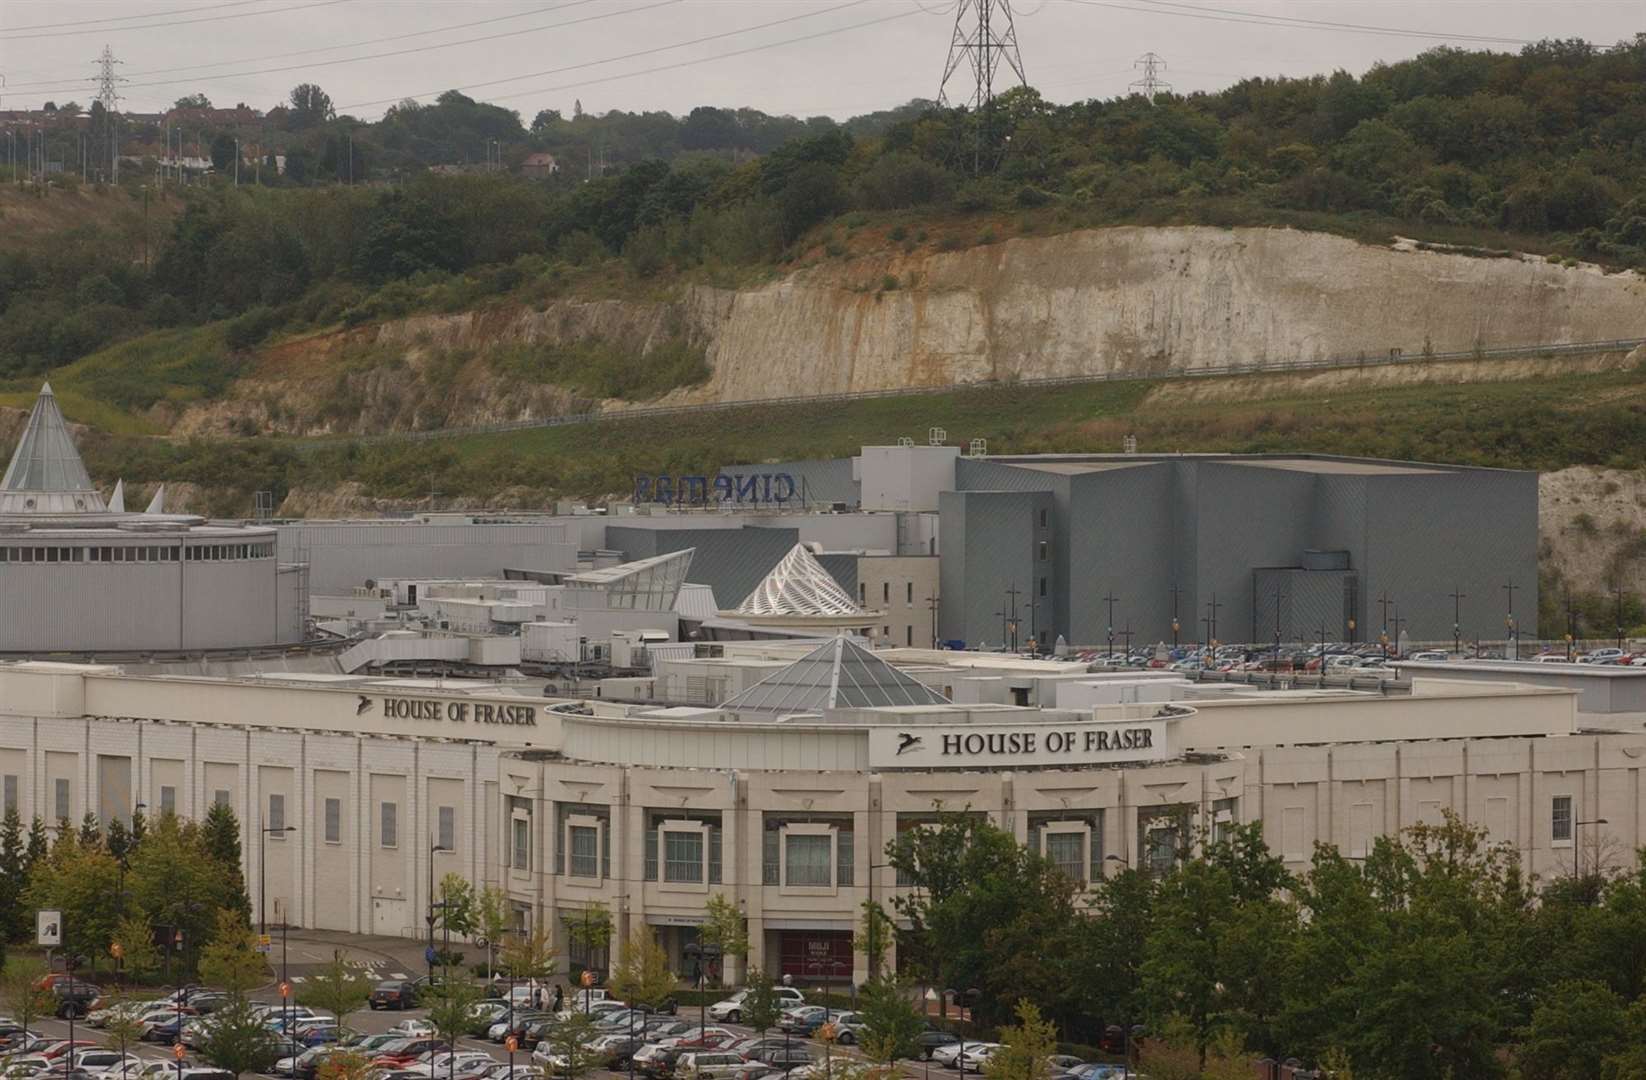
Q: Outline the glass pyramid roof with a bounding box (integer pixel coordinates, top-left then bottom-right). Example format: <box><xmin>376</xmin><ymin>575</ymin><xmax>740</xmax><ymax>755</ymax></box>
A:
<box><xmin>735</xmin><ymin>543</ymin><xmax>863</xmax><ymax>616</ymax></box>
<box><xmin>0</xmin><ymin>382</ymin><xmax>106</xmax><ymax>514</ymax></box>
<box><xmin>721</xmin><ymin>636</ymin><xmax>950</xmax><ymax>715</ymax></box>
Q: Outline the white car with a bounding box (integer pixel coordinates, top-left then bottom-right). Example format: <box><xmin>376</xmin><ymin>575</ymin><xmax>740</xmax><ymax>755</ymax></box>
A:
<box><xmin>387</xmin><ymin>1018</ymin><xmax>436</xmax><ymax>1038</ymax></box>
<box><xmin>673</xmin><ymin>1051</ymin><xmax>747</xmax><ymax>1080</ymax></box>
<box><xmin>400</xmin><ymin>1052</ymin><xmax>497</xmax><ymax>1078</ymax></box>
<box><xmin>706</xmin><ymin>987</ymin><xmax>807</xmax><ymax>1024</ymax></box>
<box><xmin>931</xmin><ymin>1041</ymin><xmax>993</xmax><ymax>1069</ymax></box>
<box><xmin>1407</xmin><ymin>651</ymin><xmax>1448</xmax><ymax>662</ymax></box>
<box><xmin>956</xmin><ymin>1044</ymin><xmax>1000</xmax><ymax>1073</ymax></box>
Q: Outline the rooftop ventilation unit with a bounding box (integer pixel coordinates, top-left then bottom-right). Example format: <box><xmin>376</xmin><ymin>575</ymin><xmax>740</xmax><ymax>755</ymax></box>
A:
<box><xmin>968</xmin><ymin>438</ymin><xmax>988</xmax><ymax>457</ymax></box>
<box><xmin>897</xmin><ymin>436</ymin><xmax>914</xmax><ymax>447</ymax></box>
<box><xmin>1123</xmin><ymin>435</ymin><xmax>1138</xmax><ymax>454</ymax></box>
<box><xmin>928</xmin><ymin>427</ymin><xmax>947</xmax><ymax>445</ymax></box>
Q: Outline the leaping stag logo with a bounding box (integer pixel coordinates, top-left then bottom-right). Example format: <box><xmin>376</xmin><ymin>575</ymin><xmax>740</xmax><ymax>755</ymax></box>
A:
<box><xmin>356</xmin><ymin>695</ymin><xmax>374</xmax><ymax>716</ymax></box>
<box><xmin>896</xmin><ymin>732</ymin><xmax>923</xmax><ymax>756</ymax></box>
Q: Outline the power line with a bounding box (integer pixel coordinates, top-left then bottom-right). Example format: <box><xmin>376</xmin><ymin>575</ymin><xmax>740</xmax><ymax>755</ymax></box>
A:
<box><xmin>1131</xmin><ymin>0</ymin><xmax>1536</xmax><ymax>46</ymax></box>
<box><xmin>16</xmin><ymin>0</ymin><xmax>674</xmax><ymax>98</ymax></box>
<box><xmin>1058</xmin><ymin>0</ymin><xmax>1536</xmax><ymax>46</ymax></box>
<box><xmin>1</xmin><ymin>0</ymin><xmax>605</xmax><ymax>90</ymax></box>
<box><xmin>338</xmin><ymin>0</ymin><xmax>904</xmax><ymax>112</ymax></box>
<box><xmin>2</xmin><ymin>0</ymin><xmax>351</xmax><ymax>41</ymax></box>
<box><xmin>2</xmin><ymin>0</ymin><xmax>272</xmax><ymax>33</ymax></box>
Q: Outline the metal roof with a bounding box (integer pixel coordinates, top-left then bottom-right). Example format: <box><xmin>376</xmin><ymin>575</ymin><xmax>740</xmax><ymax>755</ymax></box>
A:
<box><xmin>735</xmin><ymin>544</ymin><xmax>862</xmax><ymax>617</ymax></box>
<box><xmin>721</xmin><ymin>636</ymin><xmax>950</xmax><ymax>715</ymax></box>
<box><xmin>0</xmin><ymin>383</ymin><xmax>106</xmax><ymax>514</ymax></box>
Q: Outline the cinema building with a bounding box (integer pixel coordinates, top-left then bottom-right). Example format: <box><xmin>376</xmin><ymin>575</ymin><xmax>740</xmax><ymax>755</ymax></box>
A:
<box><xmin>0</xmin><ymin>384</ymin><xmax>303</xmax><ymax>652</ymax></box>
<box><xmin>4</xmin><ymin>642</ymin><xmax>1644</xmax><ymax>983</ymax></box>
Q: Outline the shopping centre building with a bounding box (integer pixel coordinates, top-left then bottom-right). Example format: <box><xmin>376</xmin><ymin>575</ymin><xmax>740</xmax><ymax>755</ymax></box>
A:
<box><xmin>3</xmin><ymin>643</ymin><xmax>1641</xmax><ymax>983</ymax></box>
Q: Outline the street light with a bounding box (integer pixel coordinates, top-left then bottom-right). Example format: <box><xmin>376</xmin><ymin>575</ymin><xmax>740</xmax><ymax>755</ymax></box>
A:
<box><xmin>427</xmin><ymin>839</ymin><xmax>452</xmax><ymax>983</ymax></box>
<box><xmin>260</xmin><ymin>818</ymin><xmax>297</xmax><ymax>1059</ymax></box>
<box><xmin>944</xmin><ymin>988</ymin><xmax>980</xmax><ymax>1075</ymax></box>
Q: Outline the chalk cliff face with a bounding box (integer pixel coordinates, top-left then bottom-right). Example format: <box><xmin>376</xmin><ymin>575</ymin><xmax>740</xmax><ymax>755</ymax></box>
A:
<box><xmin>683</xmin><ymin>226</ymin><xmax>1646</xmax><ymax>403</ymax></box>
<box><xmin>170</xmin><ymin>225</ymin><xmax>1646</xmax><ymax>436</ymax></box>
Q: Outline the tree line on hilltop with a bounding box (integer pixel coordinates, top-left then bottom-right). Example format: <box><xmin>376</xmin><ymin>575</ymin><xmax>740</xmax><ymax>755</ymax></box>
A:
<box><xmin>3</xmin><ymin>36</ymin><xmax>1646</xmax><ymax>383</ymax></box>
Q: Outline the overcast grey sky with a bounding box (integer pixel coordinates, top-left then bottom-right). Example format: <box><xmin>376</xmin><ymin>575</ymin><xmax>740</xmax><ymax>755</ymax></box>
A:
<box><xmin>0</xmin><ymin>0</ymin><xmax>1639</xmax><ymax>122</ymax></box>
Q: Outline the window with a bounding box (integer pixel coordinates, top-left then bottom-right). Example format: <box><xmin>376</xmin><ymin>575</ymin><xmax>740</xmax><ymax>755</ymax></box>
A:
<box><xmin>569</xmin><ymin>825</ymin><xmax>600</xmax><ymax>878</ymax></box>
<box><xmin>54</xmin><ymin>778</ymin><xmax>70</xmax><ymax>823</ymax></box>
<box><xmin>664</xmin><ymin>830</ymin><xmax>704</xmax><ymax>883</ymax></box>
<box><xmin>380</xmin><ymin>801</ymin><xmax>398</xmax><ymax>848</ymax></box>
<box><xmin>858</xmin><ymin>583</ymin><xmax>866</xmax><ymax>604</ymax></box>
<box><xmin>159</xmin><ymin>786</ymin><xmax>176</xmax><ymax>816</ymax></box>
<box><xmin>1038</xmin><ymin>577</ymin><xmax>1047</xmax><ymax>598</ymax></box>
<box><xmin>882</xmin><ymin>582</ymin><xmax>889</xmax><ymax>604</ymax></box>
<box><xmin>213</xmin><ymin>789</ymin><xmax>231</xmax><ymax>808</ymax></box>
<box><xmin>786</xmin><ymin>833</ymin><xmax>832</xmax><ymax>886</ymax></box>
<box><xmin>438</xmin><ymin>806</ymin><xmax>455</xmax><ymax>852</ymax></box>
<box><xmin>1045</xmin><ymin>832</ymin><xmax>1085</xmax><ymax>882</ymax></box>
<box><xmin>906</xmin><ymin>626</ymin><xmax>913</xmax><ymax>646</ymax></box>
<box><xmin>906</xmin><ymin>582</ymin><xmax>913</xmax><ymax>604</ymax></box>
<box><xmin>2</xmin><ymin>775</ymin><xmax>16</xmax><ymax>815</ymax></box>
<box><xmin>1037</xmin><ymin>541</ymin><xmax>1048</xmax><ymax>560</ymax></box>
<box><xmin>268</xmin><ymin>793</ymin><xmax>286</xmax><ymax>834</ymax></box>
<box><xmin>1039</xmin><ymin>509</ymin><xmax>1048</xmax><ymax>528</ymax></box>
<box><xmin>512</xmin><ymin>818</ymin><xmax>529</xmax><ymax>870</ymax></box>
<box><xmin>1552</xmin><ymin>795</ymin><xmax>1573</xmax><ymax>843</ymax></box>
<box><xmin>324</xmin><ymin>798</ymin><xmax>341</xmax><ymax>844</ymax></box>
<box><xmin>836</xmin><ymin>828</ymin><xmax>853</xmax><ymax>887</ymax></box>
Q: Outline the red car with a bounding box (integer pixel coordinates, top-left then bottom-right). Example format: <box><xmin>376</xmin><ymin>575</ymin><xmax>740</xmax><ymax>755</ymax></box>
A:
<box><xmin>371</xmin><ymin>1039</ymin><xmax>449</xmax><ymax>1068</ymax></box>
<box><xmin>42</xmin><ymin>1041</ymin><xmax>98</xmax><ymax>1061</ymax></box>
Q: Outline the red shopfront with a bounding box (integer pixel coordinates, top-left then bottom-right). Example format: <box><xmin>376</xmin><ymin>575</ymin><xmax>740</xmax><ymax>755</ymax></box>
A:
<box><xmin>776</xmin><ymin>929</ymin><xmax>853</xmax><ymax>982</ymax></box>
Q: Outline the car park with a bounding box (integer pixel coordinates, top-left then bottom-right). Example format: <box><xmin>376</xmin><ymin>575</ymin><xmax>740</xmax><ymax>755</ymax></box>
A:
<box><xmin>674</xmin><ymin>1051</ymin><xmax>747</xmax><ymax>1080</ymax></box>
<box><xmin>705</xmin><ymin>988</ymin><xmax>806</xmax><ymax>1024</ymax></box>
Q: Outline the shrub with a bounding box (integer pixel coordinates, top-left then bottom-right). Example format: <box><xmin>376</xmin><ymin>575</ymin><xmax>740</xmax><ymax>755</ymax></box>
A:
<box><xmin>854</xmin><ymin>153</ymin><xmax>957</xmax><ymax>210</ymax></box>
<box><xmin>224</xmin><ymin>305</ymin><xmax>282</xmax><ymax>350</ymax></box>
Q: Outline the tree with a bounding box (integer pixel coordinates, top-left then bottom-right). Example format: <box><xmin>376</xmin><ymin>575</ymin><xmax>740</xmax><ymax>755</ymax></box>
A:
<box><xmin>739</xmin><ymin>967</ymin><xmax>784</xmax><ymax>1035</ymax></box>
<box><xmin>541</xmin><ymin>1009</ymin><xmax>601</xmax><ymax>1080</ymax></box>
<box><xmin>475</xmin><ymin>885</ymin><xmax>510</xmax><ymax>980</ymax></box>
<box><xmin>127</xmin><ymin>808</ymin><xmax>145</xmax><ymax>853</ymax></box>
<box><xmin>0</xmin><ymin>806</ymin><xmax>24</xmax><ymax>943</ymax></box>
<box><xmin>113</xmin><ymin>910</ymin><xmax>162</xmax><ymax>982</ymax></box>
<box><xmin>174</xmin><ymin>93</ymin><xmax>213</xmax><ymax>110</ymax></box>
<box><xmin>105</xmin><ymin>1002</ymin><xmax>149</xmax><ymax>1080</ymax></box>
<box><xmin>564</xmin><ymin>901</ymin><xmax>612</xmax><ymax>975</ymax></box>
<box><xmin>1517</xmin><ymin>979</ymin><xmax>1630</xmax><ymax>1080</ymax></box>
<box><xmin>500</xmin><ymin>923</ymin><xmax>557</xmax><ymax>985</ymax></box>
<box><xmin>1071</xmin><ymin>867</ymin><xmax>1154</xmax><ymax>1039</ymax></box>
<box><xmin>288</xmin><ymin>84</ymin><xmax>335</xmax><ymax>129</ymax></box>
<box><xmin>0</xmin><ymin>955</ymin><xmax>54</xmax><ymax>1034</ymax></box>
<box><xmin>855</xmin><ymin>977</ymin><xmax>924</xmax><ymax>1063</ymax></box>
<box><xmin>210</xmin><ymin>134</ymin><xmax>238</xmax><ymax>174</ymax></box>
<box><xmin>78</xmin><ymin>810</ymin><xmax>102</xmax><ymax>849</ymax></box>
<box><xmin>435</xmin><ymin>872</ymin><xmax>477</xmax><ymax>937</ymax></box>
<box><xmin>105</xmin><ymin>818</ymin><xmax>131</xmax><ymax>867</ymax></box>
<box><xmin>315</xmin><ymin>1050</ymin><xmax>376</xmax><ymax>1080</ymax></box>
<box><xmin>199</xmin><ymin>908</ymin><xmax>267</xmax><ymax>996</ymax></box>
<box><xmin>853</xmin><ymin>901</ymin><xmax>895</xmax><ymax>979</ymax></box>
<box><xmin>984</xmin><ymin>1000</ymin><xmax>1057</xmax><ymax>1080</ymax></box>
<box><xmin>24</xmin><ymin>828</ymin><xmax>124</xmax><ymax>966</ymax></box>
<box><xmin>700</xmin><ymin>894</ymin><xmax>747</xmax><ymax>981</ymax></box>
<box><xmin>297</xmin><ymin>953</ymin><xmax>372</xmax><ymax>1032</ymax></box>
<box><xmin>128</xmin><ymin>813</ymin><xmax>228</xmax><ymax>961</ymax></box>
<box><xmin>202</xmin><ymin>803</ymin><xmax>251</xmax><ymax>920</ymax></box>
<box><xmin>607</xmin><ymin>929</ymin><xmax>676</xmax><ymax>1010</ymax></box>
<box><xmin>425</xmin><ymin>977</ymin><xmax>484</xmax><ymax>1052</ymax></box>
<box><xmin>198</xmin><ymin>995</ymin><xmax>279</xmax><ymax>1078</ymax></box>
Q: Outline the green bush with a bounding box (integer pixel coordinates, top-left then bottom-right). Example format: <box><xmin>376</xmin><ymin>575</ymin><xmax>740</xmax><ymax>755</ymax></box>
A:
<box><xmin>224</xmin><ymin>305</ymin><xmax>283</xmax><ymax>350</ymax></box>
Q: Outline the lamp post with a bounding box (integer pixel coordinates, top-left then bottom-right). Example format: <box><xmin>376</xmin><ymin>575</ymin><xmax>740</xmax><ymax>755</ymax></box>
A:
<box><xmin>943</xmin><ymin>988</ymin><xmax>980</xmax><ymax>1075</ymax></box>
<box><xmin>781</xmin><ymin>974</ymin><xmax>794</xmax><ymax>1065</ymax></box>
<box><xmin>1614</xmin><ymin>584</ymin><xmax>1627</xmax><ymax>651</ymax></box>
<box><xmin>427</xmin><ymin>838</ymin><xmax>451</xmax><ymax>984</ymax></box>
<box><xmin>1449</xmin><ymin>588</ymin><xmax>1466</xmax><ymax>656</ymax></box>
<box><xmin>1102</xmin><ymin>592</ymin><xmax>1120</xmax><ymax>660</ymax></box>
<box><xmin>259</xmin><ymin>815</ymin><xmax>296</xmax><ymax>1043</ymax></box>
<box><xmin>1504</xmin><ymin>581</ymin><xmax>1520</xmax><ymax>661</ymax></box>
<box><xmin>864</xmin><ymin>863</ymin><xmax>893</xmax><ymax>980</ymax></box>
<box><xmin>1168</xmin><ymin>584</ymin><xmax>1182</xmax><ymax>652</ymax></box>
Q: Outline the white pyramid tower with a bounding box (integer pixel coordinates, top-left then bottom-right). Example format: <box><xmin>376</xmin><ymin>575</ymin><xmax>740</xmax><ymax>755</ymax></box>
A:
<box><xmin>0</xmin><ymin>382</ymin><xmax>107</xmax><ymax>514</ymax></box>
<box><xmin>735</xmin><ymin>544</ymin><xmax>863</xmax><ymax>617</ymax></box>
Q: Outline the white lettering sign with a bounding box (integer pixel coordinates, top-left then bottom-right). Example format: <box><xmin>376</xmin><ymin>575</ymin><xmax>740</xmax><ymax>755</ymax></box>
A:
<box><xmin>868</xmin><ymin>719</ymin><xmax>1172</xmax><ymax>769</ymax></box>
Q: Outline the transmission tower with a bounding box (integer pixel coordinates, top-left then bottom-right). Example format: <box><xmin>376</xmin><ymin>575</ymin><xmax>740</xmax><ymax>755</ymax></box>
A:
<box><xmin>92</xmin><ymin>45</ymin><xmax>125</xmax><ymax>182</ymax></box>
<box><xmin>938</xmin><ymin>0</ymin><xmax>1026</xmax><ymax>174</ymax></box>
<box><xmin>1129</xmin><ymin>51</ymin><xmax>1172</xmax><ymax>102</ymax></box>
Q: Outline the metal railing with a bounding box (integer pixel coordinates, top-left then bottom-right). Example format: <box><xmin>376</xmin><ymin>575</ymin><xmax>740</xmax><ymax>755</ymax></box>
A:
<box><xmin>294</xmin><ymin>336</ymin><xmax>1646</xmax><ymax>450</ymax></box>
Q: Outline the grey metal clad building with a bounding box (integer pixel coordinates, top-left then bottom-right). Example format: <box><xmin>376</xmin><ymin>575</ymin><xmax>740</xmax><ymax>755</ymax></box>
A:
<box><xmin>937</xmin><ymin>453</ymin><xmax>1537</xmax><ymax>649</ymax></box>
<box><xmin>275</xmin><ymin>518</ymin><xmax>582</xmax><ymax>594</ymax></box>
<box><xmin>606</xmin><ymin>524</ymin><xmax>805</xmax><ymax>610</ymax></box>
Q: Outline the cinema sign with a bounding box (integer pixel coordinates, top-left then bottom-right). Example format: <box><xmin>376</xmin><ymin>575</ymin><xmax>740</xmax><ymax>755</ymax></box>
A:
<box><xmin>867</xmin><ymin>718</ymin><xmax>1172</xmax><ymax>769</ymax></box>
<box><xmin>633</xmin><ymin>472</ymin><xmax>797</xmax><ymax>507</ymax></box>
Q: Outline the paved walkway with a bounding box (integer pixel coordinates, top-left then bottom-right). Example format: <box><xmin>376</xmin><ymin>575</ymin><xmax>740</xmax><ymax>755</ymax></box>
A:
<box><xmin>273</xmin><ymin>929</ymin><xmax>441</xmax><ymax>984</ymax></box>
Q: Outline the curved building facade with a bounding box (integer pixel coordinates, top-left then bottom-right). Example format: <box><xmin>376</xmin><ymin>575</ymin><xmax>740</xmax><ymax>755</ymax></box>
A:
<box><xmin>0</xmin><ymin>385</ymin><xmax>302</xmax><ymax>652</ymax></box>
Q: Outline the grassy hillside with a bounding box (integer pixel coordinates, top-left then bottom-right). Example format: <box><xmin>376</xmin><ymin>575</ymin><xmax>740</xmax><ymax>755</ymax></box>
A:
<box><xmin>68</xmin><ymin>352</ymin><xmax>1646</xmax><ymax>515</ymax></box>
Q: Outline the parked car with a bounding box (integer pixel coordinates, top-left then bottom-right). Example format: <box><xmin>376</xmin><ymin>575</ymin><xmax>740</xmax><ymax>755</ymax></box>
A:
<box><xmin>466</xmin><ymin>1002</ymin><xmax>513</xmax><ymax>1037</ymax></box>
<box><xmin>956</xmin><ymin>1044</ymin><xmax>1000</xmax><ymax>1073</ymax></box>
<box><xmin>777</xmin><ymin>1008</ymin><xmax>829</xmax><ymax>1037</ymax></box>
<box><xmin>706</xmin><ymin>988</ymin><xmax>806</xmax><ymax>1024</ymax></box>
<box><xmin>370</xmin><ymin>982</ymin><xmax>422</xmax><ymax>1011</ymax></box>
<box><xmin>747</xmin><ymin>1045</ymin><xmax>811</xmax><ymax>1069</ymax></box>
<box><xmin>51</xmin><ymin>983</ymin><xmax>101</xmax><ymax>1020</ymax></box>
<box><xmin>674</xmin><ymin>1051</ymin><xmax>747</xmax><ymax>1080</ymax></box>
<box><xmin>386</xmin><ymin>1019</ymin><xmax>436</xmax><ymax>1039</ymax></box>
<box><xmin>930</xmin><ymin>1040</ymin><xmax>979</xmax><ymax>1069</ymax></box>
<box><xmin>1407</xmin><ymin>651</ymin><xmax>1448</xmax><ymax>662</ymax></box>
<box><xmin>826</xmin><ymin>1013</ymin><xmax>865</xmax><ymax>1046</ymax></box>
<box><xmin>914</xmin><ymin>1030</ymin><xmax>961</xmax><ymax>1060</ymax></box>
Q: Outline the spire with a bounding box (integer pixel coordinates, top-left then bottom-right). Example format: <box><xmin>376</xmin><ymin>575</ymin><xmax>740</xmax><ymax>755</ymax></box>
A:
<box><xmin>0</xmin><ymin>383</ymin><xmax>106</xmax><ymax>514</ymax></box>
<box><xmin>144</xmin><ymin>483</ymin><xmax>166</xmax><ymax>514</ymax></box>
<box><xmin>735</xmin><ymin>544</ymin><xmax>865</xmax><ymax>617</ymax></box>
<box><xmin>109</xmin><ymin>480</ymin><xmax>126</xmax><ymax>513</ymax></box>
